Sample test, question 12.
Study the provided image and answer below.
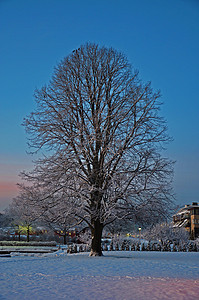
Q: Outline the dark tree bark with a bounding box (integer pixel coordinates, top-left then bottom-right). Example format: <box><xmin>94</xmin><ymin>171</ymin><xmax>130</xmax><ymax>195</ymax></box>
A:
<box><xmin>27</xmin><ymin>225</ymin><xmax>30</xmax><ymax>242</ymax></box>
<box><xmin>63</xmin><ymin>233</ymin><xmax>67</xmax><ymax>245</ymax></box>
<box><xmin>90</xmin><ymin>219</ymin><xmax>103</xmax><ymax>256</ymax></box>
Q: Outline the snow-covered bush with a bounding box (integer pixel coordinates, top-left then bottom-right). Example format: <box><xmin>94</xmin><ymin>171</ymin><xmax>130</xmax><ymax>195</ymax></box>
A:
<box><xmin>135</xmin><ymin>243</ymin><xmax>140</xmax><ymax>251</ymax></box>
<box><xmin>146</xmin><ymin>242</ymin><xmax>151</xmax><ymax>251</ymax></box>
<box><xmin>195</xmin><ymin>238</ymin><xmax>199</xmax><ymax>247</ymax></box>
<box><xmin>115</xmin><ymin>242</ymin><xmax>119</xmax><ymax>251</ymax></box>
<box><xmin>188</xmin><ymin>241</ymin><xmax>198</xmax><ymax>252</ymax></box>
<box><xmin>103</xmin><ymin>244</ymin><xmax>108</xmax><ymax>251</ymax></box>
<box><xmin>109</xmin><ymin>242</ymin><xmax>114</xmax><ymax>251</ymax></box>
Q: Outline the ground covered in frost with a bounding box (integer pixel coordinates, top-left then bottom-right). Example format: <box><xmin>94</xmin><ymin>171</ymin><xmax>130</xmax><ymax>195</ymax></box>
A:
<box><xmin>1</xmin><ymin>251</ymin><xmax>199</xmax><ymax>299</ymax></box>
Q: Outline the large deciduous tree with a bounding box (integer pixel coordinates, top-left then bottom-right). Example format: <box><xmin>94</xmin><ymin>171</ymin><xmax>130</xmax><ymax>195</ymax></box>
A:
<box><xmin>23</xmin><ymin>43</ymin><xmax>174</xmax><ymax>256</ymax></box>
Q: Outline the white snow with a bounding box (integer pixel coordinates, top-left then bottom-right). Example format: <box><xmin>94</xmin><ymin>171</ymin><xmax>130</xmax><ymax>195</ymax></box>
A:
<box><xmin>0</xmin><ymin>251</ymin><xmax>199</xmax><ymax>299</ymax></box>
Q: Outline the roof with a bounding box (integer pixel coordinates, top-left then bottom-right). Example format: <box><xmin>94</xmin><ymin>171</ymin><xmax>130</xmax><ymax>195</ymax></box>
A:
<box><xmin>173</xmin><ymin>203</ymin><xmax>199</xmax><ymax>217</ymax></box>
<box><xmin>173</xmin><ymin>219</ymin><xmax>189</xmax><ymax>228</ymax></box>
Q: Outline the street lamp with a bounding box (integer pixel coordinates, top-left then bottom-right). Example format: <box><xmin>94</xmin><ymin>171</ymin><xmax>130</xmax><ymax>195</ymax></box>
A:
<box><xmin>138</xmin><ymin>227</ymin><xmax>141</xmax><ymax>240</ymax></box>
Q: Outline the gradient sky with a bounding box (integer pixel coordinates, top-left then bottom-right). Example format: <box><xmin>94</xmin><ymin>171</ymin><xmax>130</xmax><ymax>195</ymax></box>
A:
<box><xmin>0</xmin><ymin>0</ymin><xmax>199</xmax><ymax>212</ymax></box>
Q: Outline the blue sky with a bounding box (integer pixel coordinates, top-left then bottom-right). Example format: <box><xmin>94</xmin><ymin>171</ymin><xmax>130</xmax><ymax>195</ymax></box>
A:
<box><xmin>0</xmin><ymin>0</ymin><xmax>199</xmax><ymax>211</ymax></box>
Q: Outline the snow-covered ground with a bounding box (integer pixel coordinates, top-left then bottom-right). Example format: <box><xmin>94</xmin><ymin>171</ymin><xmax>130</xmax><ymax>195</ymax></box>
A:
<box><xmin>1</xmin><ymin>251</ymin><xmax>199</xmax><ymax>300</ymax></box>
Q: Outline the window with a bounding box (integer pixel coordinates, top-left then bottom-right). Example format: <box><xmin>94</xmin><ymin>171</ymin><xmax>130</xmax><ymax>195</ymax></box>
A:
<box><xmin>191</xmin><ymin>209</ymin><xmax>199</xmax><ymax>215</ymax></box>
<box><xmin>192</xmin><ymin>219</ymin><xmax>199</xmax><ymax>224</ymax></box>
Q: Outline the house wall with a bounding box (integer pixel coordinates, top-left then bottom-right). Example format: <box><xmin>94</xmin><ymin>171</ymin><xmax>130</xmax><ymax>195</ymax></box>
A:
<box><xmin>190</xmin><ymin>210</ymin><xmax>199</xmax><ymax>239</ymax></box>
<box><xmin>173</xmin><ymin>203</ymin><xmax>199</xmax><ymax>239</ymax></box>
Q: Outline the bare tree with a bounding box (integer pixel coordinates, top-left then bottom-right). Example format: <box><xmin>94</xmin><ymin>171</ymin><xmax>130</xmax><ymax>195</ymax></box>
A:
<box><xmin>143</xmin><ymin>222</ymin><xmax>189</xmax><ymax>244</ymax></box>
<box><xmin>23</xmin><ymin>43</ymin><xmax>174</xmax><ymax>255</ymax></box>
<box><xmin>6</xmin><ymin>186</ymin><xmax>40</xmax><ymax>242</ymax></box>
<box><xmin>36</xmin><ymin>192</ymin><xmax>79</xmax><ymax>245</ymax></box>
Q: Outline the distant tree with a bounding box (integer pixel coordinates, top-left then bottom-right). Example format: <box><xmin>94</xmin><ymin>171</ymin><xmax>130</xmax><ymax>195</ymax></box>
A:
<box><xmin>38</xmin><ymin>195</ymin><xmax>79</xmax><ymax>245</ymax></box>
<box><xmin>143</xmin><ymin>222</ymin><xmax>189</xmax><ymax>244</ymax></box>
<box><xmin>6</xmin><ymin>187</ymin><xmax>40</xmax><ymax>242</ymax></box>
<box><xmin>0</xmin><ymin>212</ymin><xmax>12</xmax><ymax>228</ymax></box>
<box><xmin>22</xmin><ymin>43</ymin><xmax>174</xmax><ymax>256</ymax></box>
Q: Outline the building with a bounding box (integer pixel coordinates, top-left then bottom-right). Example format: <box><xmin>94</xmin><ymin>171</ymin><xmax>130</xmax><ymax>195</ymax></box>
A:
<box><xmin>173</xmin><ymin>202</ymin><xmax>199</xmax><ymax>239</ymax></box>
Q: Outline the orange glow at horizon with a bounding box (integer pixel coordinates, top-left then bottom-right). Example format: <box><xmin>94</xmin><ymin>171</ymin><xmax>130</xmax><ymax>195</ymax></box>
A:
<box><xmin>0</xmin><ymin>156</ymin><xmax>33</xmax><ymax>211</ymax></box>
<box><xmin>0</xmin><ymin>182</ymin><xmax>18</xmax><ymax>197</ymax></box>
<box><xmin>0</xmin><ymin>182</ymin><xmax>19</xmax><ymax>211</ymax></box>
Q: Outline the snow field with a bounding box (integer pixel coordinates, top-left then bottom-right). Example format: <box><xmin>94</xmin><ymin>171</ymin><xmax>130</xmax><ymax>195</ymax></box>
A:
<box><xmin>0</xmin><ymin>251</ymin><xmax>199</xmax><ymax>300</ymax></box>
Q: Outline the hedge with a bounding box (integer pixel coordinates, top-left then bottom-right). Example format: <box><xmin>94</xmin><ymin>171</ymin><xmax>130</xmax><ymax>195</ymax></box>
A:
<box><xmin>0</xmin><ymin>241</ymin><xmax>57</xmax><ymax>247</ymax></box>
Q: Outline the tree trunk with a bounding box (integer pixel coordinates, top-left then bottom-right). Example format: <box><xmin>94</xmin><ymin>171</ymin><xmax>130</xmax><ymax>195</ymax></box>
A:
<box><xmin>63</xmin><ymin>233</ymin><xmax>67</xmax><ymax>245</ymax></box>
<box><xmin>27</xmin><ymin>226</ymin><xmax>30</xmax><ymax>242</ymax></box>
<box><xmin>90</xmin><ymin>219</ymin><xmax>103</xmax><ymax>256</ymax></box>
